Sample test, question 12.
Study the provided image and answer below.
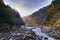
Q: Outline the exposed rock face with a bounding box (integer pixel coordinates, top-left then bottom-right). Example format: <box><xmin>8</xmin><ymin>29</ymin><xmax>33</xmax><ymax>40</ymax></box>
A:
<box><xmin>24</xmin><ymin>0</ymin><xmax>60</xmax><ymax>27</ymax></box>
<box><xmin>0</xmin><ymin>0</ymin><xmax>24</xmax><ymax>32</ymax></box>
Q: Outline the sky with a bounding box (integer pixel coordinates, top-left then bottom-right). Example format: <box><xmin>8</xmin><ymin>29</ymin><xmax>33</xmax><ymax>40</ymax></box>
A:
<box><xmin>4</xmin><ymin>0</ymin><xmax>52</xmax><ymax>17</ymax></box>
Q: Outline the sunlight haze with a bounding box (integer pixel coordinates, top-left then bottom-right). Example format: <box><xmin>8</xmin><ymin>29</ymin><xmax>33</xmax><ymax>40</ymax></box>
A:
<box><xmin>4</xmin><ymin>0</ymin><xmax>52</xmax><ymax>17</ymax></box>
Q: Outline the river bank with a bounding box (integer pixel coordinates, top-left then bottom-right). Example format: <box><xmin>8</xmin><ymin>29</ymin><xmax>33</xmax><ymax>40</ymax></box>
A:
<box><xmin>0</xmin><ymin>25</ymin><xmax>57</xmax><ymax>40</ymax></box>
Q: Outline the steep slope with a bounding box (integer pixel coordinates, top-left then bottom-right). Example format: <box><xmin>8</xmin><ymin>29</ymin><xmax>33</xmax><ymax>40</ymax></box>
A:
<box><xmin>0</xmin><ymin>0</ymin><xmax>24</xmax><ymax>32</ymax></box>
<box><xmin>23</xmin><ymin>6</ymin><xmax>49</xmax><ymax>26</ymax></box>
<box><xmin>24</xmin><ymin>0</ymin><xmax>60</xmax><ymax>27</ymax></box>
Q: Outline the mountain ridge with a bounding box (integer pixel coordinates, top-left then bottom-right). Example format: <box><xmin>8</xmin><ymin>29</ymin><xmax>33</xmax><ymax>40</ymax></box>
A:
<box><xmin>23</xmin><ymin>0</ymin><xmax>60</xmax><ymax>27</ymax></box>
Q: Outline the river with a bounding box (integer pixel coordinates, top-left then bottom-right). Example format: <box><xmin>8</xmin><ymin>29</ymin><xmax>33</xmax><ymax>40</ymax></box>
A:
<box><xmin>21</xmin><ymin>25</ymin><xmax>55</xmax><ymax>40</ymax></box>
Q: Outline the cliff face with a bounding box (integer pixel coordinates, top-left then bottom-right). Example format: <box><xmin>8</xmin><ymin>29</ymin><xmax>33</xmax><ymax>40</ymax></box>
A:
<box><xmin>24</xmin><ymin>0</ymin><xmax>60</xmax><ymax>27</ymax></box>
<box><xmin>46</xmin><ymin>0</ymin><xmax>60</xmax><ymax>27</ymax></box>
<box><xmin>0</xmin><ymin>0</ymin><xmax>24</xmax><ymax>32</ymax></box>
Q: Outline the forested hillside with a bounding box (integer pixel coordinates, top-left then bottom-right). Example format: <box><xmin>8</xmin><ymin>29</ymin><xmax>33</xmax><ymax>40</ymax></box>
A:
<box><xmin>0</xmin><ymin>0</ymin><xmax>24</xmax><ymax>32</ymax></box>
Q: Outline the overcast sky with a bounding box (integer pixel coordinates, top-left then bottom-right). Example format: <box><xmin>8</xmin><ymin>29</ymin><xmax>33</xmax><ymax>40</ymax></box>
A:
<box><xmin>4</xmin><ymin>0</ymin><xmax>52</xmax><ymax>17</ymax></box>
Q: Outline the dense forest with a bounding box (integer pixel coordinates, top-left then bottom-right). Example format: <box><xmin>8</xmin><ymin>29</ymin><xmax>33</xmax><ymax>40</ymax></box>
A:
<box><xmin>0</xmin><ymin>0</ymin><xmax>24</xmax><ymax>32</ymax></box>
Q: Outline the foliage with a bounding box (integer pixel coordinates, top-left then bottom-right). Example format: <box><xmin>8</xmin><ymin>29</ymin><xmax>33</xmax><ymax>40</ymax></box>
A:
<box><xmin>0</xmin><ymin>1</ymin><xmax>24</xmax><ymax>25</ymax></box>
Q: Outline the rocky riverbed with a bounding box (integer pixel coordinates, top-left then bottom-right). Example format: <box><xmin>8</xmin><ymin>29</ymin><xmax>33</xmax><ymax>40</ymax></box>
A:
<box><xmin>0</xmin><ymin>25</ymin><xmax>57</xmax><ymax>40</ymax></box>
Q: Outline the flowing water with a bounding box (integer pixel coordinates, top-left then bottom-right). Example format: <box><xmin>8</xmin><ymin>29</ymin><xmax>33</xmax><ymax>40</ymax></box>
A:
<box><xmin>21</xmin><ymin>25</ymin><xmax>55</xmax><ymax>40</ymax></box>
